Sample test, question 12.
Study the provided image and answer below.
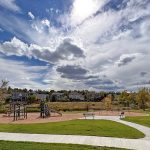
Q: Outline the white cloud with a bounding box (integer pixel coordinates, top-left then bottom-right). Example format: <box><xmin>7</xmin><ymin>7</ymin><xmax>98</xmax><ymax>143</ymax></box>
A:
<box><xmin>73</xmin><ymin>10</ymin><xmax>121</xmax><ymax>44</ymax></box>
<box><xmin>0</xmin><ymin>37</ymin><xmax>28</xmax><ymax>56</ymax></box>
<box><xmin>0</xmin><ymin>56</ymin><xmax>49</xmax><ymax>89</ymax></box>
<box><xmin>0</xmin><ymin>0</ymin><xmax>20</xmax><ymax>12</ymax></box>
<box><xmin>0</xmin><ymin>27</ymin><xmax>3</xmax><ymax>32</ymax></box>
<box><xmin>115</xmin><ymin>53</ymin><xmax>142</xmax><ymax>67</ymax></box>
<box><xmin>28</xmin><ymin>11</ymin><xmax>35</xmax><ymax>20</ymax></box>
<box><xmin>0</xmin><ymin>11</ymin><xmax>61</xmax><ymax>47</ymax></box>
<box><xmin>41</xmin><ymin>19</ymin><xmax>50</xmax><ymax>28</ymax></box>
<box><xmin>59</xmin><ymin>0</ymin><xmax>107</xmax><ymax>28</ymax></box>
<box><xmin>0</xmin><ymin>37</ymin><xmax>85</xmax><ymax>64</ymax></box>
<box><xmin>70</xmin><ymin>0</ymin><xmax>107</xmax><ymax>26</ymax></box>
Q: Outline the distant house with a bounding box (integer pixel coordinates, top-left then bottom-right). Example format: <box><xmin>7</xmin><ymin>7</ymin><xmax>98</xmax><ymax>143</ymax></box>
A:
<box><xmin>11</xmin><ymin>92</ymin><xmax>29</xmax><ymax>102</ymax></box>
<box><xmin>50</xmin><ymin>92</ymin><xmax>65</xmax><ymax>101</ymax></box>
<box><xmin>69</xmin><ymin>92</ymin><xmax>85</xmax><ymax>101</ymax></box>
<box><xmin>35</xmin><ymin>93</ymin><xmax>49</xmax><ymax>101</ymax></box>
<box><xmin>85</xmin><ymin>92</ymin><xmax>102</xmax><ymax>101</ymax></box>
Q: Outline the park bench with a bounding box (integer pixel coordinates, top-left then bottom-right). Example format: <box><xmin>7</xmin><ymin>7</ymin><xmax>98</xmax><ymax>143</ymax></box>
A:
<box><xmin>83</xmin><ymin>112</ymin><xmax>95</xmax><ymax>119</ymax></box>
<box><xmin>119</xmin><ymin>111</ymin><xmax>125</xmax><ymax>119</ymax></box>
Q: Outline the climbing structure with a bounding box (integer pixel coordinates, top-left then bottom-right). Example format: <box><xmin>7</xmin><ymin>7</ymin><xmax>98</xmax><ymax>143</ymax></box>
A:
<box><xmin>40</xmin><ymin>101</ymin><xmax>62</xmax><ymax>118</ymax></box>
<box><xmin>6</xmin><ymin>102</ymin><xmax>27</xmax><ymax>121</ymax></box>
<box><xmin>40</xmin><ymin>101</ymin><xmax>50</xmax><ymax>118</ymax></box>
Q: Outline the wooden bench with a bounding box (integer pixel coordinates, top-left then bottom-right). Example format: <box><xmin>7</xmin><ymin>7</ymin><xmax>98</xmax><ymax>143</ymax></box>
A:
<box><xmin>83</xmin><ymin>112</ymin><xmax>95</xmax><ymax>119</ymax></box>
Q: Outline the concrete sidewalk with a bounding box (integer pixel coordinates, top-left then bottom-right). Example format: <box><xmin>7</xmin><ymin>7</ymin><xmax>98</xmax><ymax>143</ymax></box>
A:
<box><xmin>0</xmin><ymin>132</ymin><xmax>150</xmax><ymax>150</ymax></box>
<box><xmin>82</xmin><ymin>116</ymin><xmax>150</xmax><ymax>140</ymax></box>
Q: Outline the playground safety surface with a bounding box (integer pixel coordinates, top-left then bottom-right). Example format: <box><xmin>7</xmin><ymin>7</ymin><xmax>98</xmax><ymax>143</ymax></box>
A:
<box><xmin>0</xmin><ymin>111</ymin><xmax>147</xmax><ymax>124</ymax></box>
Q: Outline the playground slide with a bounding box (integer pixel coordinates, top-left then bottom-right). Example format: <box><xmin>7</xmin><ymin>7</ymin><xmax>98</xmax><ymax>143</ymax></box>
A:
<box><xmin>44</xmin><ymin>105</ymin><xmax>62</xmax><ymax>117</ymax></box>
<box><xmin>49</xmin><ymin>109</ymin><xmax>62</xmax><ymax>116</ymax></box>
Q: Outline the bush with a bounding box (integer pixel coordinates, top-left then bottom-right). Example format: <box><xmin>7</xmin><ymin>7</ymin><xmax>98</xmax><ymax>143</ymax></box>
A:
<box><xmin>27</xmin><ymin>95</ymin><xmax>37</xmax><ymax>104</ymax></box>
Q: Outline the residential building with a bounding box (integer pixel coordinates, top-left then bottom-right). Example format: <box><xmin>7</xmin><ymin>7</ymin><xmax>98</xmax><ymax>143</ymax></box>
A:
<box><xmin>35</xmin><ymin>93</ymin><xmax>49</xmax><ymax>101</ymax></box>
<box><xmin>11</xmin><ymin>92</ymin><xmax>29</xmax><ymax>101</ymax></box>
<box><xmin>69</xmin><ymin>92</ymin><xmax>85</xmax><ymax>101</ymax></box>
<box><xmin>50</xmin><ymin>92</ymin><xmax>65</xmax><ymax>101</ymax></box>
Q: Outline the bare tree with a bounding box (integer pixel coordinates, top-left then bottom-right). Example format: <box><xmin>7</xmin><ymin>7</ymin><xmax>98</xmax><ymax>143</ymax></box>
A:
<box><xmin>0</xmin><ymin>80</ymin><xmax>9</xmax><ymax>89</ymax></box>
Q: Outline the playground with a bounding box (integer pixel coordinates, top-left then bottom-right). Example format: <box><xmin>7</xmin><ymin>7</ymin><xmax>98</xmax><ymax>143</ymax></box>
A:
<box><xmin>0</xmin><ymin>112</ymin><xmax>150</xmax><ymax>150</ymax></box>
<box><xmin>0</xmin><ymin>97</ymin><xmax>150</xmax><ymax>149</ymax></box>
<box><xmin>0</xmin><ymin>95</ymin><xmax>146</xmax><ymax>124</ymax></box>
<box><xmin>0</xmin><ymin>109</ymin><xmax>147</xmax><ymax>124</ymax></box>
<box><xmin>0</xmin><ymin>101</ymin><xmax>150</xmax><ymax>149</ymax></box>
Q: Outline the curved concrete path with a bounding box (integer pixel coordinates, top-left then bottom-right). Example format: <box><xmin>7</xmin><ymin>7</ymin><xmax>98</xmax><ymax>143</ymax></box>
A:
<box><xmin>87</xmin><ymin>116</ymin><xmax>150</xmax><ymax>140</ymax></box>
<box><xmin>0</xmin><ymin>116</ymin><xmax>150</xmax><ymax>150</ymax></box>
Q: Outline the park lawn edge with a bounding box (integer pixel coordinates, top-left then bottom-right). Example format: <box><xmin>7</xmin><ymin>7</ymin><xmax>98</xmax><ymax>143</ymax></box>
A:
<box><xmin>0</xmin><ymin>119</ymin><xmax>145</xmax><ymax>139</ymax></box>
<box><xmin>123</xmin><ymin>116</ymin><xmax>150</xmax><ymax>128</ymax></box>
<box><xmin>0</xmin><ymin>140</ymin><xmax>128</xmax><ymax>150</ymax></box>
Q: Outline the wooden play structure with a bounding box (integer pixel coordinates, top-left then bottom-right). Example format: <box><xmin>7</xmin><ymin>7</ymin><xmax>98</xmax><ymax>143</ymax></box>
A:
<box><xmin>4</xmin><ymin>92</ymin><xmax>28</xmax><ymax>121</ymax></box>
<box><xmin>6</xmin><ymin>101</ymin><xmax>27</xmax><ymax>121</ymax></box>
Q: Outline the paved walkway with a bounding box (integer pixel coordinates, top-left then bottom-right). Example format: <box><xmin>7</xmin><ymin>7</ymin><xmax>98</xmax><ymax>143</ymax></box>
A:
<box><xmin>0</xmin><ymin>132</ymin><xmax>150</xmax><ymax>150</ymax></box>
<box><xmin>0</xmin><ymin>116</ymin><xmax>150</xmax><ymax>150</ymax></box>
<box><xmin>84</xmin><ymin>116</ymin><xmax>150</xmax><ymax>140</ymax></box>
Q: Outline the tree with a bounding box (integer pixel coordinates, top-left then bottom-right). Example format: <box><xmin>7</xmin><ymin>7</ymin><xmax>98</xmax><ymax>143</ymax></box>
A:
<box><xmin>136</xmin><ymin>88</ymin><xmax>149</xmax><ymax>110</ymax></box>
<box><xmin>7</xmin><ymin>86</ymin><xmax>12</xmax><ymax>94</ymax></box>
<box><xmin>0</xmin><ymin>80</ymin><xmax>9</xmax><ymax>102</ymax></box>
<box><xmin>103</xmin><ymin>95</ymin><xmax>112</xmax><ymax>110</ymax></box>
<box><xmin>118</xmin><ymin>91</ymin><xmax>135</xmax><ymax>107</ymax></box>
<box><xmin>28</xmin><ymin>95</ymin><xmax>36</xmax><ymax>104</ymax></box>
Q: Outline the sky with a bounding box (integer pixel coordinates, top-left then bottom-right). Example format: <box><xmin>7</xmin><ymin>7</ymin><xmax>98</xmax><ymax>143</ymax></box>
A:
<box><xmin>0</xmin><ymin>0</ymin><xmax>150</xmax><ymax>91</ymax></box>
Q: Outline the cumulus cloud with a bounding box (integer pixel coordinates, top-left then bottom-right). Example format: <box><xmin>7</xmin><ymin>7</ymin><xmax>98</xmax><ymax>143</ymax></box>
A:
<box><xmin>0</xmin><ymin>37</ymin><xmax>28</xmax><ymax>56</ymax></box>
<box><xmin>116</xmin><ymin>53</ymin><xmax>139</xmax><ymax>67</ymax></box>
<box><xmin>85</xmin><ymin>78</ymin><xmax>114</xmax><ymax>86</ymax></box>
<box><xmin>56</xmin><ymin>65</ymin><xmax>88</xmax><ymax>80</ymax></box>
<box><xmin>56</xmin><ymin>39</ymin><xmax>85</xmax><ymax>58</ymax></box>
<box><xmin>0</xmin><ymin>37</ymin><xmax>85</xmax><ymax>64</ymax></box>
<box><xmin>84</xmin><ymin>78</ymin><xmax>124</xmax><ymax>91</ymax></box>
<box><xmin>31</xmin><ymin>39</ymin><xmax>85</xmax><ymax>63</ymax></box>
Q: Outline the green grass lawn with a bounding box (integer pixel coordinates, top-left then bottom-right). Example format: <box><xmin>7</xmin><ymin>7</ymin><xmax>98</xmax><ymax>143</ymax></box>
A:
<box><xmin>124</xmin><ymin>116</ymin><xmax>150</xmax><ymax>128</ymax></box>
<box><xmin>0</xmin><ymin>120</ymin><xmax>144</xmax><ymax>139</ymax></box>
<box><xmin>0</xmin><ymin>141</ymin><xmax>127</xmax><ymax>150</ymax></box>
